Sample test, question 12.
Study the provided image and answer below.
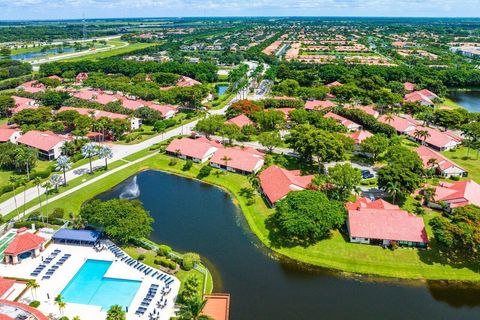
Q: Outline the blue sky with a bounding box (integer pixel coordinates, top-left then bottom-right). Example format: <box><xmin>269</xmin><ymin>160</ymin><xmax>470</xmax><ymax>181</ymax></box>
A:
<box><xmin>0</xmin><ymin>0</ymin><xmax>479</xmax><ymax>20</ymax></box>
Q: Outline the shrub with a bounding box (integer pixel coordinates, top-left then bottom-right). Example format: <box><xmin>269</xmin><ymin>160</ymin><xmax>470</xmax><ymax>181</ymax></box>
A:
<box><xmin>49</xmin><ymin>208</ymin><xmax>65</xmax><ymax>220</ymax></box>
<box><xmin>58</xmin><ymin>317</ymin><xmax>69</xmax><ymax>320</ymax></box>
<box><xmin>450</xmin><ymin>175</ymin><xmax>460</xmax><ymax>181</ymax></box>
<box><xmin>31</xmin><ymin>167</ymin><xmax>52</xmax><ymax>179</ymax></box>
<box><xmin>154</xmin><ymin>257</ymin><xmax>176</xmax><ymax>269</ymax></box>
<box><xmin>182</xmin><ymin>160</ymin><xmax>193</xmax><ymax>171</ymax></box>
<box><xmin>138</xmin><ymin>254</ymin><xmax>146</xmax><ymax>261</ymax></box>
<box><xmin>182</xmin><ymin>252</ymin><xmax>200</xmax><ymax>271</ymax></box>
<box><xmin>157</xmin><ymin>245</ymin><xmax>172</xmax><ymax>257</ymax></box>
<box><xmin>168</xmin><ymin>158</ymin><xmax>178</xmax><ymax>166</ymax></box>
<box><xmin>197</xmin><ymin>165</ymin><xmax>212</xmax><ymax>179</ymax></box>
<box><xmin>29</xmin><ymin>301</ymin><xmax>40</xmax><ymax>308</ymax></box>
<box><xmin>13</xmin><ymin>221</ymin><xmax>45</xmax><ymax>229</ymax></box>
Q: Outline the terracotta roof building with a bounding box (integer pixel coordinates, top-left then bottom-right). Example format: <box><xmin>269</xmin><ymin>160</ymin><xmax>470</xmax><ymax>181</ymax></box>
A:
<box><xmin>11</xmin><ymin>96</ymin><xmax>39</xmax><ymax>114</ymax></box>
<box><xmin>166</xmin><ymin>137</ymin><xmax>219</xmax><ymax>163</ymax></box>
<box><xmin>347</xmin><ymin>197</ymin><xmax>428</xmax><ymax>248</ymax></box>
<box><xmin>226</xmin><ymin>114</ymin><xmax>254</xmax><ymax>128</ymax></box>
<box><xmin>379</xmin><ymin>114</ymin><xmax>418</xmax><ymax>134</ymax></box>
<box><xmin>0</xmin><ymin>129</ymin><xmax>21</xmax><ymax>144</ymax></box>
<box><xmin>404</xmin><ymin>82</ymin><xmax>415</xmax><ymax>92</ymax></box>
<box><xmin>408</xmin><ymin>125</ymin><xmax>462</xmax><ymax>151</ymax></box>
<box><xmin>210</xmin><ymin>146</ymin><xmax>264</xmax><ymax>175</ymax></box>
<box><xmin>404</xmin><ymin>89</ymin><xmax>438</xmax><ymax>106</ymax></box>
<box><xmin>0</xmin><ymin>279</ymin><xmax>15</xmax><ymax>300</ymax></box>
<box><xmin>58</xmin><ymin>106</ymin><xmax>141</xmax><ymax>130</ymax></box>
<box><xmin>416</xmin><ymin>146</ymin><xmax>466</xmax><ymax>178</ymax></box>
<box><xmin>305</xmin><ymin>100</ymin><xmax>336</xmax><ymax>111</ymax></box>
<box><xmin>349</xmin><ymin>130</ymin><xmax>373</xmax><ymax>144</ymax></box>
<box><xmin>430</xmin><ymin>180</ymin><xmax>480</xmax><ymax>210</ymax></box>
<box><xmin>3</xmin><ymin>232</ymin><xmax>45</xmax><ymax>265</ymax></box>
<box><xmin>324</xmin><ymin>112</ymin><xmax>362</xmax><ymax>131</ymax></box>
<box><xmin>16</xmin><ymin>81</ymin><xmax>46</xmax><ymax>94</ymax></box>
<box><xmin>17</xmin><ymin>130</ymin><xmax>70</xmax><ymax>160</ymax></box>
<box><xmin>259</xmin><ymin>165</ymin><xmax>314</xmax><ymax>206</ymax></box>
<box><xmin>0</xmin><ymin>300</ymin><xmax>48</xmax><ymax>320</ymax></box>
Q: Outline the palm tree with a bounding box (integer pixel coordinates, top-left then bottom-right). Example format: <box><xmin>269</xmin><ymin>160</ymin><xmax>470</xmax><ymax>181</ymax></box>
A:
<box><xmin>26</xmin><ymin>279</ymin><xmax>39</xmax><ymax>300</ymax></box>
<box><xmin>56</xmin><ymin>155</ymin><xmax>72</xmax><ymax>186</ymax></box>
<box><xmin>221</xmin><ymin>155</ymin><xmax>232</xmax><ymax>169</ymax></box>
<box><xmin>16</xmin><ymin>147</ymin><xmax>37</xmax><ymax>181</ymax></box>
<box><xmin>422</xmin><ymin>187</ymin><xmax>436</xmax><ymax>206</ymax></box>
<box><xmin>248</xmin><ymin>173</ymin><xmax>260</xmax><ymax>189</ymax></box>
<box><xmin>19</xmin><ymin>177</ymin><xmax>28</xmax><ymax>216</ymax></box>
<box><xmin>61</xmin><ymin>141</ymin><xmax>76</xmax><ymax>156</ymax></box>
<box><xmin>33</xmin><ymin>177</ymin><xmax>43</xmax><ymax>222</ymax></box>
<box><xmin>54</xmin><ymin>294</ymin><xmax>66</xmax><ymax>315</ymax></box>
<box><xmin>385</xmin><ymin>181</ymin><xmax>401</xmax><ymax>204</ymax></box>
<box><xmin>413</xmin><ymin>129</ymin><xmax>431</xmax><ymax>145</ymax></box>
<box><xmin>9</xmin><ymin>176</ymin><xmax>20</xmax><ymax>216</ymax></box>
<box><xmin>384</xmin><ymin>113</ymin><xmax>395</xmax><ymax>123</ymax></box>
<box><xmin>97</xmin><ymin>145</ymin><xmax>113</xmax><ymax>170</ymax></box>
<box><xmin>72</xmin><ymin>317</ymin><xmax>81</xmax><ymax>320</ymax></box>
<box><xmin>50</xmin><ymin>174</ymin><xmax>62</xmax><ymax>192</ymax></box>
<box><xmin>178</xmin><ymin>299</ymin><xmax>208</xmax><ymax>320</ymax></box>
<box><xmin>81</xmin><ymin>142</ymin><xmax>98</xmax><ymax>174</ymax></box>
<box><xmin>106</xmin><ymin>304</ymin><xmax>126</xmax><ymax>320</ymax></box>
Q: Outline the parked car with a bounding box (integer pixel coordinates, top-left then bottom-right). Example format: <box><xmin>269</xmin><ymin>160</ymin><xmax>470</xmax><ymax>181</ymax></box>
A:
<box><xmin>361</xmin><ymin>169</ymin><xmax>374</xmax><ymax>179</ymax></box>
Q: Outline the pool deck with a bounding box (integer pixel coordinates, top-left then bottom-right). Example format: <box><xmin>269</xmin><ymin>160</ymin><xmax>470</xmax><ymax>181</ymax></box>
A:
<box><xmin>0</xmin><ymin>240</ymin><xmax>180</xmax><ymax>320</ymax></box>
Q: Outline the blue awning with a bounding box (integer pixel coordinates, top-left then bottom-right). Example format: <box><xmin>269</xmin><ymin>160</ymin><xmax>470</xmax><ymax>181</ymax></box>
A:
<box><xmin>52</xmin><ymin>229</ymin><xmax>101</xmax><ymax>243</ymax></box>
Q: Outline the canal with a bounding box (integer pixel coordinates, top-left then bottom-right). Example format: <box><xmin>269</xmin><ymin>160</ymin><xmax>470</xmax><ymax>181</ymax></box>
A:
<box><xmin>97</xmin><ymin>170</ymin><xmax>480</xmax><ymax>320</ymax></box>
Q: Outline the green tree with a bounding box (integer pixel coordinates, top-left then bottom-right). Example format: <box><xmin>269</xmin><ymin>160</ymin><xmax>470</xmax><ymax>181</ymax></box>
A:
<box><xmin>79</xmin><ymin>199</ymin><xmax>154</xmax><ymax>244</ymax></box>
<box><xmin>258</xmin><ymin>131</ymin><xmax>282</xmax><ymax>153</ymax></box>
<box><xmin>106</xmin><ymin>305</ymin><xmax>126</xmax><ymax>320</ymax></box>
<box><xmin>0</xmin><ymin>95</ymin><xmax>14</xmax><ymax>117</ymax></box>
<box><xmin>327</xmin><ymin>163</ymin><xmax>362</xmax><ymax>201</ymax></box>
<box><xmin>27</xmin><ymin>279</ymin><xmax>39</xmax><ymax>300</ymax></box>
<box><xmin>219</xmin><ymin>123</ymin><xmax>241</xmax><ymax>144</ymax></box>
<box><xmin>55</xmin><ymin>155</ymin><xmax>71</xmax><ymax>186</ymax></box>
<box><xmin>81</xmin><ymin>143</ymin><xmax>98</xmax><ymax>174</ymax></box>
<box><xmin>359</xmin><ymin>134</ymin><xmax>390</xmax><ymax>162</ymax></box>
<box><xmin>194</xmin><ymin>115</ymin><xmax>225</xmax><ymax>138</ymax></box>
<box><xmin>178</xmin><ymin>298</ymin><xmax>208</xmax><ymax>320</ymax></box>
<box><xmin>253</xmin><ymin>110</ymin><xmax>285</xmax><ymax>131</ymax></box>
<box><xmin>270</xmin><ymin>190</ymin><xmax>346</xmax><ymax>246</ymax></box>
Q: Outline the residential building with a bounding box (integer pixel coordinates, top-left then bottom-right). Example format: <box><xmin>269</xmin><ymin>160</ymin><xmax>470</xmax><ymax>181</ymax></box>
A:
<box><xmin>416</xmin><ymin>146</ymin><xmax>467</xmax><ymax>177</ymax></box>
<box><xmin>404</xmin><ymin>89</ymin><xmax>439</xmax><ymax>106</ymax></box>
<box><xmin>404</xmin><ymin>82</ymin><xmax>415</xmax><ymax>92</ymax></box>
<box><xmin>225</xmin><ymin>114</ymin><xmax>254</xmax><ymax>128</ymax></box>
<box><xmin>177</xmin><ymin>76</ymin><xmax>202</xmax><ymax>87</ymax></box>
<box><xmin>324</xmin><ymin>112</ymin><xmax>362</xmax><ymax>131</ymax></box>
<box><xmin>430</xmin><ymin>180</ymin><xmax>480</xmax><ymax>210</ymax></box>
<box><xmin>145</xmin><ymin>103</ymin><xmax>179</xmax><ymax>119</ymax></box>
<box><xmin>408</xmin><ymin>126</ymin><xmax>462</xmax><ymax>151</ymax></box>
<box><xmin>166</xmin><ymin>137</ymin><xmax>219</xmax><ymax>163</ymax></box>
<box><xmin>326</xmin><ymin>81</ymin><xmax>343</xmax><ymax>88</ymax></box>
<box><xmin>11</xmin><ymin>96</ymin><xmax>39</xmax><ymax>114</ymax></box>
<box><xmin>16</xmin><ymin>81</ymin><xmax>46</xmax><ymax>94</ymax></box>
<box><xmin>258</xmin><ymin>165</ymin><xmax>314</xmax><ymax>206</ymax></box>
<box><xmin>210</xmin><ymin>146</ymin><xmax>264</xmax><ymax>175</ymax></box>
<box><xmin>379</xmin><ymin>114</ymin><xmax>417</xmax><ymax>134</ymax></box>
<box><xmin>346</xmin><ymin>197</ymin><xmax>428</xmax><ymax>248</ymax></box>
<box><xmin>3</xmin><ymin>231</ymin><xmax>46</xmax><ymax>265</ymax></box>
<box><xmin>58</xmin><ymin>106</ymin><xmax>141</xmax><ymax>130</ymax></box>
<box><xmin>72</xmin><ymin>89</ymin><xmax>118</xmax><ymax>105</ymax></box>
<box><xmin>349</xmin><ymin>130</ymin><xmax>373</xmax><ymax>144</ymax></box>
<box><xmin>305</xmin><ymin>100</ymin><xmax>336</xmax><ymax>111</ymax></box>
<box><xmin>17</xmin><ymin>130</ymin><xmax>69</xmax><ymax>160</ymax></box>
<box><xmin>0</xmin><ymin>129</ymin><xmax>21</xmax><ymax>144</ymax></box>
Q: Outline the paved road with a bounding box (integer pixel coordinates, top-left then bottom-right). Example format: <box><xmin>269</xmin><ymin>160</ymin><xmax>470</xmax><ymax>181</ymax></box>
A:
<box><xmin>0</xmin><ymin>62</ymin><xmax>260</xmax><ymax>217</ymax></box>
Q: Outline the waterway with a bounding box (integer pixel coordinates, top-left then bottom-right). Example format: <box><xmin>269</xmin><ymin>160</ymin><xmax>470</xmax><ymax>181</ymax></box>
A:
<box><xmin>448</xmin><ymin>90</ymin><xmax>480</xmax><ymax>112</ymax></box>
<box><xmin>97</xmin><ymin>170</ymin><xmax>480</xmax><ymax>320</ymax></box>
<box><xmin>11</xmin><ymin>47</ymin><xmax>76</xmax><ymax>60</ymax></box>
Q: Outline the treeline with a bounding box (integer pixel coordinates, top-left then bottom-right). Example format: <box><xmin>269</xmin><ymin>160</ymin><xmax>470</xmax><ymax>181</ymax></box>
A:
<box><xmin>39</xmin><ymin>59</ymin><xmax>218</xmax><ymax>83</ymax></box>
<box><xmin>0</xmin><ymin>25</ymin><xmax>116</xmax><ymax>42</ymax></box>
<box><xmin>0</xmin><ymin>60</ymin><xmax>32</xmax><ymax>81</ymax></box>
<box><xmin>276</xmin><ymin>62</ymin><xmax>480</xmax><ymax>91</ymax></box>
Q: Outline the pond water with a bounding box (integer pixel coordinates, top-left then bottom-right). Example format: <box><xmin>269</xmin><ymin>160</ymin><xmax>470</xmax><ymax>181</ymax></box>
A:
<box><xmin>217</xmin><ymin>85</ymin><xmax>228</xmax><ymax>95</ymax></box>
<box><xmin>11</xmin><ymin>47</ymin><xmax>76</xmax><ymax>60</ymax></box>
<box><xmin>97</xmin><ymin>170</ymin><xmax>480</xmax><ymax>320</ymax></box>
<box><xmin>448</xmin><ymin>91</ymin><xmax>480</xmax><ymax>112</ymax></box>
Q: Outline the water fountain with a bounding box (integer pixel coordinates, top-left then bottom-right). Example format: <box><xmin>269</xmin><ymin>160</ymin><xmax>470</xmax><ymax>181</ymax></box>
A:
<box><xmin>119</xmin><ymin>176</ymin><xmax>140</xmax><ymax>199</ymax></box>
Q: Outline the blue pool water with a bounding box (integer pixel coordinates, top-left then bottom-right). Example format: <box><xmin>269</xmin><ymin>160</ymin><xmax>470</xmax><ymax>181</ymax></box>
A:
<box><xmin>61</xmin><ymin>259</ymin><xmax>141</xmax><ymax>310</ymax></box>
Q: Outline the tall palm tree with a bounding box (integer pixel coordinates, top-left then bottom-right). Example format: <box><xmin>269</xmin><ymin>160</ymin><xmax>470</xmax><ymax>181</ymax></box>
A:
<box><xmin>221</xmin><ymin>155</ymin><xmax>232</xmax><ymax>169</ymax></box>
<box><xmin>81</xmin><ymin>142</ymin><xmax>98</xmax><ymax>174</ymax></box>
<box><xmin>54</xmin><ymin>294</ymin><xmax>66</xmax><ymax>315</ymax></box>
<box><xmin>26</xmin><ymin>279</ymin><xmax>39</xmax><ymax>300</ymax></box>
<box><xmin>384</xmin><ymin>113</ymin><xmax>395</xmax><ymax>123</ymax></box>
<box><xmin>16</xmin><ymin>147</ymin><xmax>37</xmax><ymax>181</ymax></box>
<box><xmin>50</xmin><ymin>174</ymin><xmax>62</xmax><ymax>192</ymax></box>
<box><xmin>33</xmin><ymin>177</ymin><xmax>43</xmax><ymax>222</ymax></box>
<box><xmin>9</xmin><ymin>176</ymin><xmax>20</xmax><ymax>216</ymax></box>
<box><xmin>178</xmin><ymin>299</ymin><xmax>208</xmax><ymax>320</ymax></box>
<box><xmin>56</xmin><ymin>155</ymin><xmax>72</xmax><ymax>186</ymax></box>
<box><xmin>106</xmin><ymin>304</ymin><xmax>126</xmax><ymax>320</ymax></box>
<box><xmin>385</xmin><ymin>181</ymin><xmax>401</xmax><ymax>204</ymax></box>
<box><xmin>97</xmin><ymin>145</ymin><xmax>113</xmax><ymax>170</ymax></box>
<box><xmin>413</xmin><ymin>129</ymin><xmax>431</xmax><ymax>145</ymax></box>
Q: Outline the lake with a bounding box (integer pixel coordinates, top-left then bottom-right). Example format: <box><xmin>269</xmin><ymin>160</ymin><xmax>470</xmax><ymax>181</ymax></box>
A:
<box><xmin>97</xmin><ymin>170</ymin><xmax>480</xmax><ymax>319</ymax></box>
<box><xmin>217</xmin><ymin>85</ymin><xmax>228</xmax><ymax>95</ymax></box>
<box><xmin>448</xmin><ymin>91</ymin><xmax>480</xmax><ymax>112</ymax></box>
<box><xmin>11</xmin><ymin>47</ymin><xmax>76</xmax><ymax>60</ymax></box>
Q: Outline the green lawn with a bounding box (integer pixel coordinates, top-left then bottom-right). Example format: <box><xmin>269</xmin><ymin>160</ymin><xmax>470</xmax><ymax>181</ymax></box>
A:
<box><xmin>442</xmin><ymin>147</ymin><xmax>480</xmax><ymax>183</ymax></box>
<box><xmin>441</xmin><ymin>98</ymin><xmax>464</xmax><ymax>110</ymax></box>
<box><xmin>63</xmin><ymin>42</ymin><xmax>156</xmax><ymax>62</ymax></box>
<box><xmin>33</xmin><ymin>152</ymin><xmax>480</xmax><ymax>281</ymax></box>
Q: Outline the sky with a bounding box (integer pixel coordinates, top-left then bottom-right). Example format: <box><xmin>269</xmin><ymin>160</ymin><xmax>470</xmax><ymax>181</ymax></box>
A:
<box><xmin>0</xmin><ymin>0</ymin><xmax>480</xmax><ymax>20</ymax></box>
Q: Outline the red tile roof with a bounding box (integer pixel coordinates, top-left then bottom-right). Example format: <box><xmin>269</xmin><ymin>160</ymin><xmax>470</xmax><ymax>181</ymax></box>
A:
<box><xmin>0</xmin><ymin>314</ymin><xmax>13</xmax><ymax>320</ymax></box>
<box><xmin>305</xmin><ymin>100</ymin><xmax>335</xmax><ymax>111</ymax></box>
<box><xmin>11</xmin><ymin>96</ymin><xmax>38</xmax><ymax>114</ymax></box>
<box><xmin>58</xmin><ymin>106</ymin><xmax>128</xmax><ymax>120</ymax></box>
<box><xmin>408</xmin><ymin>125</ymin><xmax>462</xmax><ymax>149</ymax></box>
<box><xmin>17</xmin><ymin>131</ymin><xmax>68</xmax><ymax>152</ymax></box>
<box><xmin>378</xmin><ymin>114</ymin><xmax>417</xmax><ymax>133</ymax></box>
<box><xmin>73</xmin><ymin>89</ymin><xmax>117</xmax><ymax>105</ymax></box>
<box><xmin>0</xmin><ymin>129</ymin><xmax>20</xmax><ymax>143</ymax></box>
<box><xmin>404</xmin><ymin>82</ymin><xmax>415</xmax><ymax>91</ymax></box>
<box><xmin>326</xmin><ymin>81</ymin><xmax>343</xmax><ymax>87</ymax></box>
<box><xmin>210</xmin><ymin>146</ymin><xmax>264</xmax><ymax>173</ymax></box>
<box><xmin>144</xmin><ymin>103</ymin><xmax>178</xmax><ymax>118</ymax></box>
<box><xmin>324</xmin><ymin>111</ymin><xmax>360</xmax><ymax>129</ymax></box>
<box><xmin>166</xmin><ymin>138</ymin><xmax>218</xmax><ymax>160</ymax></box>
<box><xmin>259</xmin><ymin>165</ymin><xmax>314</xmax><ymax>204</ymax></box>
<box><xmin>346</xmin><ymin>197</ymin><xmax>400</xmax><ymax>211</ymax></box>
<box><xmin>346</xmin><ymin>105</ymin><xmax>379</xmax><ymax>118</ymax></box>
<box><xmin>433</xmin><ymin>180</ymin><xmax>480</xmax><ymax>208</ymax></box>
<box><xmin>0</xmin><ymin>278</ymin><xmax>15</xmax><ymax>298</ymax></box>
<box><xmin>347</xmin><ymin>198</ymin><xmax>428</xmax><ymax>243</ymax></box>
<box><xmin>349</xmin><ymin>130</ymin><xmax>373</xmax><ymax>144</ymax></box>
<box><xmin>177</xmin><ymin>76</ymin><xmax>202</xmax><ymax>87</ymax></box>
<box><xmin>17</xmin><ymin>81</ymin><xmax>46</xmax><ymax>93</ymax></box>
<box><xmin>226</xmin><ymin>114</ymin><xmax>254</xmax><ymax>128</ymax></box>
<box><xmin>0</xmin><ymin>300</ymin><xmax>48</xmax><ymax>320</ymax></box>
<box><xmin>201</xmin><ymin>294</ymin><xmax>230</xmax><ymax>320</ymax></box>
<box><xmin>404</xmin><ymin>90</ymin><xmax>438</xmax><ymax>105</ymax></box>
<box><xmin>4</xmin><ymin>233</ymin><xmax>45</xmax><ymax>255</ymax></box>
<box><xmin>416</xmin><ymin>146</ymin><xmax>465</xmax><ymax>173</ymax></box>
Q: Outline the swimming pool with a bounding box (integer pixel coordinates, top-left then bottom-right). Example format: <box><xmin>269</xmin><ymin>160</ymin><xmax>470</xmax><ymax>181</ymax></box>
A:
<box><xmin>61</xmin><ymin>259</ymin><xmax>141</xmax><ymax>310</ymax></box>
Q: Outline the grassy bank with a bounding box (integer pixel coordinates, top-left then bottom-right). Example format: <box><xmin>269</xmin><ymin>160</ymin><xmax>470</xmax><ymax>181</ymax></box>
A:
<box><xmin>34</xmin><ymin>152</ymin><xmax>480</xmax><ymax>282</ymax></box>
<box><xmin>63</xmin><ymin>42</ymin><xmax>156</xmax><ymax>62</ymax></box>
<box><xmin>442</xmin><ymin>147</ymin><xmax>480</xmax><ymax>183</ymax></box>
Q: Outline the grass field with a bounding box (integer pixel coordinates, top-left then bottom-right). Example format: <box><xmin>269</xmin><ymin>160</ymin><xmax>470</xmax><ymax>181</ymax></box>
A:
<box><xmin>442</xmin><ymin>147</ymin><xmax>480</xmax><ymax>183</ymax></box>
<box><xmin>442</xmin><ymin>98</ymin><xmax>464</xmax><ymax>109</ymax></box>
<box><xmin>31</xmin><ymin>152</ymin><xmax>480</xmax><ymax>282</ymax></box>
<box><xmin>62</xmin><ymin>42</ymin><xmax>156</xmax><ymax>62</ymax></box>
